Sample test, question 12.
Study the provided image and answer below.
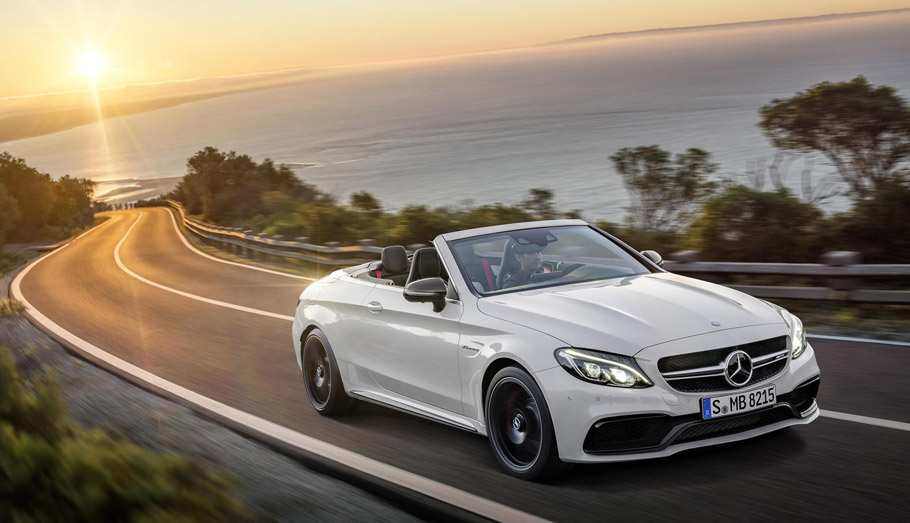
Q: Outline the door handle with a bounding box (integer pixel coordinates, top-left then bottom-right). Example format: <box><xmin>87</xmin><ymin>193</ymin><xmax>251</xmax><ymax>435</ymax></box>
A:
<box><xmin>367</xmin><ymin>301</ymin><xmax>383</xmax><ymax>313</ymax></box>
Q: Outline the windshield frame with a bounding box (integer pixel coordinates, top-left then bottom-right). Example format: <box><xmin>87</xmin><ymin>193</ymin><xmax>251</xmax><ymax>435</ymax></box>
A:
<box><xmin>445</xmin><ymin>224</ymin><xmax>664</xmax><ymax>299</ymax></box>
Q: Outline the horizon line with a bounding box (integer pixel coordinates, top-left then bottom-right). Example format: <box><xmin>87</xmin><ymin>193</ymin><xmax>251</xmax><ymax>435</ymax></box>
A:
<box><xmin>4</xmin><ymin>6</ymin><xmax>908</xmax><ymax>102</ymax></box>
<box><xmin>546</xmin><ymin>7</ymin><xmax>910</xmax><ymax>45</ymax></box>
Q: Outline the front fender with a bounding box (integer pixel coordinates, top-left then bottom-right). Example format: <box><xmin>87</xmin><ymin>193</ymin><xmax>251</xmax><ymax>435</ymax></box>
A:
<box><xmin>458</xmin><ymin>305</ymin><xmax>564</xmax><ymax>429</ymax></box>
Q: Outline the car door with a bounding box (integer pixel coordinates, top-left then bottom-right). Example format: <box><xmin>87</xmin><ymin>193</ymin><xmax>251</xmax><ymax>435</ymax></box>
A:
<box><xmin>354</xmin><ymin>284</ymin><xmax>464</xmax><ymax>414</ymax></box>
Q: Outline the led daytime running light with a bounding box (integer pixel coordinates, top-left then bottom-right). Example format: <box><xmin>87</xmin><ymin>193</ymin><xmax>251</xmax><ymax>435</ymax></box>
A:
<box><xmin>779</xmin><ymin>308</ymin><xmax>808</xmax><ymax>359</ymax></box>
<box><xmin>556</xmin><ymin>348</ymin><xmax>652</xmax><ymax>387</ymax></box>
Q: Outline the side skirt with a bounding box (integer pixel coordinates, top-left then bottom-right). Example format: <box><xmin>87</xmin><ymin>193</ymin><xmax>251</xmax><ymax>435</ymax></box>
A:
<box><xmin>348</xmin><ymin>389</ymin><xmax>484</xmax><ymax>434</ymax></box>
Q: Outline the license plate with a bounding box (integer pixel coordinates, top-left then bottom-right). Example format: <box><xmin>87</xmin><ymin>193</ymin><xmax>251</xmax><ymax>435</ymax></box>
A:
<box><xmin>701</xmin><ymin>385</ymin><xmax>776</xmax><ymax>419</ymax></box>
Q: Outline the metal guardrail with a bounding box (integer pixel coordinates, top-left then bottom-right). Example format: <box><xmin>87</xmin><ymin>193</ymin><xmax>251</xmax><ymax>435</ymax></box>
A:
<box><xmin>664</xmin><ymin>258</ymin><xmax>910</xmax><ymax>304</ymax></box>
<box><xmin>167</xmin><ymin>200</ymin><xmax>383</xmax><ymax>267</ymax></box>
<box><xmin>167</xmin><ymin>200</ymin><xmax>910</xmax><ymax>303</ymax></box>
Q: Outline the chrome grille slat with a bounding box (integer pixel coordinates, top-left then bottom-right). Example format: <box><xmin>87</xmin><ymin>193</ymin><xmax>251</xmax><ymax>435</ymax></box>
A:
<box><xmin>662</xmin><ymin>364</ymin><xmax>725</xmax><ymax>379</ymax></box>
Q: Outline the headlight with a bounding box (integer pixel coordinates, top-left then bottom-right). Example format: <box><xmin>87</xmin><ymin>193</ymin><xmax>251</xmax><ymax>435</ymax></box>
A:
<box><xmin>778</xmin><ymin>309</ymin><xmax>808</xmax><ymax>359</ymax></box>
<box><xmin>554</xmin><ymin>348</ymin><xmax>653</xmax><ymax>388</ymax></box>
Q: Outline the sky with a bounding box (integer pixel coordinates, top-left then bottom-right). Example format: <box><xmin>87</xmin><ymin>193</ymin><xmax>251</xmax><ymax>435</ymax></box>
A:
<box><xmin>3</xmin><ymin>0</ymin><xmax>909</xmax><ymax>98</ymax></box>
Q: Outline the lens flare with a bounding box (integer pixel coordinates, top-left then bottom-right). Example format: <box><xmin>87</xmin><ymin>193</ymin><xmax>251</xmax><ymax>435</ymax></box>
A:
<box><xmin>79</xmin><ymin>51</ymin><xmax>105</xmax><ymax>77</ymax></box>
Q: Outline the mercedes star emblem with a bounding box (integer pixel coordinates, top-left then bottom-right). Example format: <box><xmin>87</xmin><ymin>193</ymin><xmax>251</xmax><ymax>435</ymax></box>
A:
<box><xmin>723</xmin><ymin>350</ymin><xmax>753</xmax><ymax>387</ymax></box>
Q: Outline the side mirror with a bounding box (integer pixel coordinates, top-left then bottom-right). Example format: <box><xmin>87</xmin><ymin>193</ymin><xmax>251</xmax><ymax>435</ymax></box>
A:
<box><xmin>641</xmin><ymin>250</ymin><xmax>664</xmax><ymax>267</ymax></box>
<box><xmin>404</xmin><ymin>277</ymin><xmax>448</xmax><ymax>312</ymax></box>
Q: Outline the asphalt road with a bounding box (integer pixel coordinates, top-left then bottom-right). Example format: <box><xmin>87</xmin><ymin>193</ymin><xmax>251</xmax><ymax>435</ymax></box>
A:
<box><xmin>19</xmin><ymin>208</ymin><xmax>910</xmax><ymax>522</ymax></box>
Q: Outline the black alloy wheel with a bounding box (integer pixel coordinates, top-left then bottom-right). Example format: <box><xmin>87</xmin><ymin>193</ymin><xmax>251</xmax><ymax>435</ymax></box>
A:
<box><xmin>302</xmin><ymin>329</ymin><xmax>353</xmax><ymax>414</ymax></box>
<box><xmin>485</xmin><ymin>366</ymin><xmax>567</xmax><ymax>480</ymax></box>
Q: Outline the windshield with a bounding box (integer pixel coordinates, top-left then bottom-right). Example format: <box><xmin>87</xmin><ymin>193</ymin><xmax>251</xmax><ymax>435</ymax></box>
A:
<box><xmin>450</xmin><ymin>226</ymin><xmax>653</xmax><ymax>295</ymax></box>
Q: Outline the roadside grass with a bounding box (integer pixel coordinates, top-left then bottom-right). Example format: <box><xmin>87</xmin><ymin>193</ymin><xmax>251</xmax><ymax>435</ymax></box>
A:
<box><xmin>0</xmin><ymin>298</ymin><xmax>25</xmax><ymax>317</ymax></box>
<box><xmin>0</xmin><ymin>215</ymin><xmax>112</xmax><ymax>279</ymax></box>
<box><xmin>0</xmin><ymin>251</ymin><xmax>27</xmax><ymax>277</ymax></box>
<box><xmin>0</xmin><ymin>343</ymin><xmax>251</xmax><ymax>521</ymax></box>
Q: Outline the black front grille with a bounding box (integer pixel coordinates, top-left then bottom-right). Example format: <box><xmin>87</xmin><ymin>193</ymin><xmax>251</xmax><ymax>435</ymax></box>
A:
<box><xmin>675</xmin><ymin>405</ymin><xmax>795</xmax><ymax>444</ymax></box>
<box><xmin>659</xmin><ymin>336</ymin><xmax>788</xmax><ymax>393</ymax></box>
<box><xmin>670</xmin><ymin>359</ymin><xmax>788</xmax><ymax>393</ymax></box>
<box><xmin>658</xmin><ymin>336</ymin><xmax>787</xmax><ymax>373</ymax></box>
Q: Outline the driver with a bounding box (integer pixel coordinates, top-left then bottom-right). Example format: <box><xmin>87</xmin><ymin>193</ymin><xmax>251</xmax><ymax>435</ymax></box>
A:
<box><xmin>502</xmin><ymin>243</ymin><xmax>546</xmax><ymax>289</ymax></box>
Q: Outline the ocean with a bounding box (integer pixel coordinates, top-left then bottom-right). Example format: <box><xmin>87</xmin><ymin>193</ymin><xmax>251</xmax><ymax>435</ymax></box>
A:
<box><xmin>3</xmin><ymin>11</ymin><xmax>910</xmax><ymax>220</ymax></box>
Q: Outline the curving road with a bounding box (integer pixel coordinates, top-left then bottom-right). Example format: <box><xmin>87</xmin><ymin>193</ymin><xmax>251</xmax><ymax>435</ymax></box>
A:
<box><xmin>17</xmin><ymin>208</ymin><xmax>910</xmax><ymax>522</ymax></box>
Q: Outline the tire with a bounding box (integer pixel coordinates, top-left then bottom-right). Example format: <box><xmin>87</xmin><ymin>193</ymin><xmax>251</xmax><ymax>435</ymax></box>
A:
<box><xmin>302</xmin><ymin>329</ymin><xmax>354</xmax><ymax>415</ymax></box>
<box><xmin>485</xmin><ymin>366</ymin><xmax>568</xmax><ymax>480</ymax></box>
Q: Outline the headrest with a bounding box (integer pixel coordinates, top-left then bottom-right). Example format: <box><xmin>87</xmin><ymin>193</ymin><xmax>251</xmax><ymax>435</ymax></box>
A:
<box><xmin>408</xmin><ymin>248</ymin><xmax>442</xmax><ymax>285</ymax></box>
<box><xmin>417</xmin><ymin>249</ymin><xmax>440</xmax><ymax>278</ymax></box>
<box><xmin>513</xmin><ymin>242</ymin><xmax>545</xmax><ymax>255</ymax></box>
<box><xmin>381</xmin><ymin>245</ymin><xmax>408</xmax><ymax>273</ymax></box>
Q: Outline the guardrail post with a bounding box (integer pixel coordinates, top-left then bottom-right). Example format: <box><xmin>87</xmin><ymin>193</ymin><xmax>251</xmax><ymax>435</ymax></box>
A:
<box><xmin>242</xmin><ymin>231</ymin><xmax>254</xmax><ymax>258</ymax></box>
<box><xmin>821</xmin><ymin>251</ymin><xmax>862</xmax><ymax>292</ymax></box>
<box><xmin>323</xmin><ymin>241</ymin><xmax>340</xmax><ymax>263</ymax></box>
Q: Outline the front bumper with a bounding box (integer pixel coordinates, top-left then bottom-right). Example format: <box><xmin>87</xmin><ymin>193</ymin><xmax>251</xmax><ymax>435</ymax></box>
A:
<box><xmin>535</xmin><ymin>341</ymin><xmax>821</xmax><ymax>463</ymax></box>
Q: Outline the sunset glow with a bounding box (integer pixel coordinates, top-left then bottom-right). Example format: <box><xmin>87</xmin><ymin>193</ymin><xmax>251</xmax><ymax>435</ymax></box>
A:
<box><xmin>79</xmin><ymin>51</ymin><xmax>105</xmax><ymax>77</ymax></box>
<box><xmin>2</xmin><ymin>1</ymin><xmax>908</xmax><ymax>99</ymax></box>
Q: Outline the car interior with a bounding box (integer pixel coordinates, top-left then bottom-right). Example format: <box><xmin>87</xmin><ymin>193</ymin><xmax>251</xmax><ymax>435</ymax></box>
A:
<box><xmin>350</xmin><ymin>245</ymin><xmax>448</xmax><ymax>287</ymax></box>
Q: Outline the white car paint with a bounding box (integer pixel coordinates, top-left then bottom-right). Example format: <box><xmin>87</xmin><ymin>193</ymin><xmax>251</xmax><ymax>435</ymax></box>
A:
<box><xmin>293</xmin><ymin>220</ymin><xmax>821</xmax><ymax>463</ymax></box>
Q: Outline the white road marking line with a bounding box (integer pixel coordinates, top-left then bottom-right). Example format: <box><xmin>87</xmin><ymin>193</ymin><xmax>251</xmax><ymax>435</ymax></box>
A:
<box><xmin>820</xmin><ymin>410</ymin><xmax>910</xmax><ymax>432</ymax></box>
<box><xmin>809</xmin><ymin>334</ymin><xmax>910</xmax><ymax>347</ymax></box>
<box><xmin>11</xmin><ymin>221</ymin><xmax>547</xmax><ymax>523</ymax></box>
<box><xmin>165</xmin><ymin>207</ymin><xmax>317</xmax><ymax>282</ymax></box>
<box><xmin>116</xmin><ymin>213</ymin><xmax>294</xmax><ymax>322</ymax></box>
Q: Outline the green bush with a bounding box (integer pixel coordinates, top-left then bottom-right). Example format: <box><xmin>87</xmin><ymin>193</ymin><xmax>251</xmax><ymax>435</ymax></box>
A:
<box><xmin>0</xmin><ymin>345</ymin><xmax>249</xmax><ymax>521</ymax></box>
<box><xmin>686</xmin><ymin>185</ymin><xmax>823</xmax><ymax>262</ymax></box>
<box><xmin>825</xmin><ymin>178</ymin><xmax>910</xmax><ymax>263</ymax></box>
<box><xmin>591</xmin><ymin>221</ymin><xmax>682</xmax><ymax>256</ymax></box>
<box><xmin>0</xmin><ymin>298</ymin><xmax>26</xmax><ymax>317</ymax></box>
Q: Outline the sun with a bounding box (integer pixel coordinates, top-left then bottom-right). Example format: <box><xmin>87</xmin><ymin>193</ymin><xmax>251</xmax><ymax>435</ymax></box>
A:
<box><xmin>79</xmin><ymin>51</ymin><xmax>105</xmax><ymax>77</ymax></box>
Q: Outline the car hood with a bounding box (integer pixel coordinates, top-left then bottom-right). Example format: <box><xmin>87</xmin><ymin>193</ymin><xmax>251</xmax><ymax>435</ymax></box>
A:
<box><xmin>476</xmin><ymin>272</ymin><xmax>783</xmax><ymax>356</ymax></box>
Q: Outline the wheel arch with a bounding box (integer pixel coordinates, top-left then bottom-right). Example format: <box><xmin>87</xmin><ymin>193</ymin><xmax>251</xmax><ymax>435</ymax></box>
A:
<box><xmin>480</xmin><ymin>355</ymin><xmax>545</xmax><ymax>421</ymax></box>
<box><xmin>300</xmin><ymin>322</ymin><xmax>320</xmax><ymax>343</ymax></box>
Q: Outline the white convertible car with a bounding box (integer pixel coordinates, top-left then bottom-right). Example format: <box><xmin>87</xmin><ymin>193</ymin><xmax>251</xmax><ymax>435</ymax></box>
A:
<box><xmin>292</xmin><ymin>220</ymin><xmax>821</xmax><ymax>480</ymax></box>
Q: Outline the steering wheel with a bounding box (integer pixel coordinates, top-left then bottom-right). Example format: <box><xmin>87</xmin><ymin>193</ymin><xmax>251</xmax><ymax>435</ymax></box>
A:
<box><xmin>557</xmin><ymin>263</ymin><xmax>584</xmax><ymax>277</ymax></box>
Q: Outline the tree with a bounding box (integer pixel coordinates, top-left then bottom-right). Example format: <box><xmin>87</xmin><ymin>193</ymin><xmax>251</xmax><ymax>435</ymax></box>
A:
<box><xmin>0</xmin><ymin>186</ymin><xmax>20</xmax><ymax>251</ymax></box>
<box><xmin>826</xmin><ymin>175</ymin><xmax>910</xmax><ymax>263</ymax></box>
<box><xmin>521</xmin><ymin>188</ymin><xmax>557</xmax><ymax>220</ymax></box>
<box><xmin>0</xmin><ymin>152</ymin><xmax>55</xmax><ymax>241</ymax></box>
<box><xmin>349</xmin><ymin>191</ymin><xmax>382</xmax><ymax>214</ymax></box>
<box><xmin>759</xmin><ymin>76</ymin><xmax>910</xmax><ymax>198</ymax></box>
<box><xmin>687</xmin><ymin>185</ymin><xmax>822</xmax><ymax>262</ymax></box>
<box><xmin>388</xmin><ymin>206</ymin><xmax>453</xmax><ymax>246</ymax></box>
<box><xmin>348</xmin><ymin>191</ymin><xmax>384</xmax><ymax>242</ymax></box>
<box><xmin>610</xmin><ymin>146</ymin><xmax>717</xmax><ymax>231</ymax></box>
<box><xmin>53</xmin><ymin>175</ymin><xmax>96</xmax><ymax>228</ymax></box>
<box><xmin>171</xmin><ymin>147</ymin><xmax>325</xmax><ymax>223</ymax></box>
<box><xmin>456</xmin><ymin>204</ymin><xmax>534</xmax><ymax>231</ymax></box>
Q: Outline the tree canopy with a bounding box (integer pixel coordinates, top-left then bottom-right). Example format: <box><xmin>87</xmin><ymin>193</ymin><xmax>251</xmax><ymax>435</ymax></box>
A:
<box><xmin>759</xmin><ymin>76</ymin><xmax>910</xmax><ymax>198</ymax></box>
<box><xmin>687</xmin><ymin>185</ymin><xmax>823</xmax><ymax>263</ymax></box>
<box><xmin>0</xmin><ymin>152</ymin><xmax>95</xmax><ymax>247</ymax></box>
<box><xmin>610</xmin><ymin>146</ymin><xmax>717</xmax><ymax>231</ymax></box>
<box><xmin>170</xmin><ymin>147</ymin><xmax>326</xmax><ymax>223</ymax></box>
